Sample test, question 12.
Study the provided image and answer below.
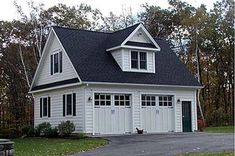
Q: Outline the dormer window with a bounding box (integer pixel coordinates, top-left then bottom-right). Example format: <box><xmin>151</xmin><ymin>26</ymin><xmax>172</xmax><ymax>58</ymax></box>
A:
<box><xmin>50</xmin><ymin>51</ymin><xmax>62</xmax><ymax>75</ymax></box>
<box><xmin>131</xmin><ymin>51</ymin><xmax>147</xmax><ymax>70</ymax></box>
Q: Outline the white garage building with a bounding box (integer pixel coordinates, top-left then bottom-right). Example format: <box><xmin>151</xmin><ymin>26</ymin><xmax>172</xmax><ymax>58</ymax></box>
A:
<box><xmin>30</xmin><ymin>23</ymin><xmax>202</xmax><ymax>135</ymax></box>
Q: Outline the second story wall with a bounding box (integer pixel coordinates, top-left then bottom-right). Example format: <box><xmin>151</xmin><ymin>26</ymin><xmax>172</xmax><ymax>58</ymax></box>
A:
<box><xmin>111</xmin><ymin>49</ymin><xmax>123</xmax><ymax>70</ymax></box>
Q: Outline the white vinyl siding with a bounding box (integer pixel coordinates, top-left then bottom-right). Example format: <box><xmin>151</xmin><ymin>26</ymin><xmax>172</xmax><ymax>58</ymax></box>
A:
<box><xmin>34</xmin><ymin>32</ymin><xmax>78</xmax><ymax>86</ymax></box>
<box><xmin>34</xmin><ymin>84</ymin><xmax>197</xmax><ymax>134</ymax></box>
<box><xmin>129</xmin><ymin>28</ymin><xmax>151</xmax><ymax>43</ymax></box>
<box><xmin>34</xmin><ymin>85</ymin><xmax>85</xmax><ymax>132</ymax></box>
<box><xmin>84</xmin><ymin>84</ymin><xmax>197</xmax><ymax>134</ymax></box>
<box><xmin>111</xmin><ymin>49</ymin><xmax>123</xmax><ymax>69</ymax></box>
<box><xmin>147</xmin><ymin>52</ymin><xmax>155</xmax><ymax>72</ymax></box>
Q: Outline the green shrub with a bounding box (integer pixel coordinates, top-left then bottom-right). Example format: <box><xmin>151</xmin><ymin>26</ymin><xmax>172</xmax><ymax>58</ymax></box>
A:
<box><xmin>78</xmin><ymin>132</ymin><xmax>85</xmax><ymax>138</ymax></box>
<box><xmin>35</xmin><ymin>122</ymin><xmax>51</xmax><ymax>136</ymax></box>
<box><xmin>58</xmin><ymin>121</ymin><xmax>75</xmax><ymax>136</ymax></box>
<box><xmin>34</xmin><ymin>127</ymin><xmax>41</xmax><ymax>137</ymax></box>
<box><xmin>44</xmin><ymin>127</ymin><xmax>58</xmax><ymax>138</ymax></box>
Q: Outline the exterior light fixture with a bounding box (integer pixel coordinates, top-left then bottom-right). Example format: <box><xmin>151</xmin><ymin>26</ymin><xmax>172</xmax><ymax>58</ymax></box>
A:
<box><xmin>88</xmin><ymin>97</ymin><xmax>92</xmax><ymax>101</ymax></box>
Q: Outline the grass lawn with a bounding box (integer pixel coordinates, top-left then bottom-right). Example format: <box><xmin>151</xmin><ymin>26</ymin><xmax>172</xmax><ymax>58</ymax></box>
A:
<box><xmin>179</xmin><ymin>151</ymin><xmax>234</xmax><ymax>156</ymax></box>
<box><xmin>14</xmin><ymin>137</ymin><xmax>108</xmax><ymax>156</ymax></box>
<box><xmin>203</xmin><ymin>126</ymin><xmax>234</xmax><ymax>133</ymax></box>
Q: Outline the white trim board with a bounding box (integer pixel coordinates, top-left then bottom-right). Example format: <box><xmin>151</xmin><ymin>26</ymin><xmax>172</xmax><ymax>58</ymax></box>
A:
<box><xmin>83</xmin><ymin>81</ymin><xmax>203</xmax><ymax>89</ymax></box>
<box><xmin>106</xmin><ymin>24</ymin><xmax>161</xmax><ymax>52</ymax></box>
<box><xmin>29</xmin><ymin>28</ymin><xmax>54</xmax><ymax>92</ymax></box>
<box><xmin>122</xmin><ymin>24</ymin><xmax>161</xmax><ymax>51</ymax></box>
<box><xmin>106</xmin><ymin>45</ymin><xmax>159</xmax><ymax>52</ymax></box>
<box><xmin>29</xmin><ymin>82</ymin><xmax>83</xmax><ymax>94</ymax></box>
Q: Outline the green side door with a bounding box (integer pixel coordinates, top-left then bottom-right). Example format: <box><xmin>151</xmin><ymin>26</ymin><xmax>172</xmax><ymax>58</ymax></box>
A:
<box><xmin>182</xmin><ymin>101</ymin><xmax>192</xmax><ymax>132</ymax></box>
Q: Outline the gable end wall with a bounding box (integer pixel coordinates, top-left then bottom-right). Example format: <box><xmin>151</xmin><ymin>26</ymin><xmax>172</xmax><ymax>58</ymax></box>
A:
<box><xmin>34</xmin><ymin>32</ymin><xmax>78</xmax><ymax>86</ymax></box>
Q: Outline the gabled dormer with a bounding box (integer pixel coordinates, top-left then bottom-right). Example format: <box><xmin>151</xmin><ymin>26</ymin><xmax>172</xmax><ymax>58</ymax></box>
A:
<box><xmin>107</xmin><ymin>24</ymin><xmax>160</xmax><ymax>73</ymax></box>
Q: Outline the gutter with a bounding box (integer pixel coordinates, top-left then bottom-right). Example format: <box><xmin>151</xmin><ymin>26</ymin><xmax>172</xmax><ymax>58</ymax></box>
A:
<box><xmin>82</xmin><ymin>81</ymin><xmax>204</xmax><ymax>89</ymax></box>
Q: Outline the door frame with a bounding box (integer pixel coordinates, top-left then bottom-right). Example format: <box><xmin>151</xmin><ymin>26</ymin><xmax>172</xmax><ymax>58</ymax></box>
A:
<box><xmin>92</xmin><ymin>91</ymin><xmax>133</xmax><ymax>135</ymax></box>
<box><xmin>181</xmin><ymin>100</ymin><xmax>193</xmax><ymax>132</ymax></box>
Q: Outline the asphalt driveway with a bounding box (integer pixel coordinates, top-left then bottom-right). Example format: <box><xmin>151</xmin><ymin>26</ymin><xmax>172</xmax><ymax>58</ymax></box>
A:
<box><xmin>76</xmin><ymin>133</ymin><xmax>234</xmax><ymax>156</ymax></box>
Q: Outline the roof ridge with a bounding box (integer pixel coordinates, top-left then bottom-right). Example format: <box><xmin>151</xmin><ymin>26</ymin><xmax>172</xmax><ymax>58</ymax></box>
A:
<box><xmin>52</xmin><ymin>26</ymin><xmax>111</xmax><ymax>34</ymax></box>
<box><xmin>52</xmin><ymin>23</ymin><xmax>141</xmax><ymax>34</ymax></box>
<box><xmin>111</xmin><ymin>23</ymin><xmax>140</xmax><ymax>34</ymax></box>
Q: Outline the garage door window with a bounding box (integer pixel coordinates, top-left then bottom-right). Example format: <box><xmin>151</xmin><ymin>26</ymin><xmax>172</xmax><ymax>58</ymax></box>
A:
<box><xmin>114</xmin><ymin>95</ymin><xmax>131</xmax><ymax>106</ymax></box>
<box><xmin>159</xmin><ymin>96</ymin><xmax>173</xmax><ymax>106</ymax></box>
<box><xmin>141</xmin><ymin>95</ymin><xmax>156</xmax><ymax>106</ymax></box>
<box><xmin>94</xmin><ymin>94</ymin><xmax>111</xmax><ymax>106</ymax></box>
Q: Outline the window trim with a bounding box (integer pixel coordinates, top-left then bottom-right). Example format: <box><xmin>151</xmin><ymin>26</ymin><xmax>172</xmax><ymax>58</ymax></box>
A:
<box><xmin>40</xmin><ymin>96</ymin><xmax>50</xmax><ymax>118</ymax></box>
<box><xmin>130</xmin><ymin>50</ymin><xmax>147</xmax><ymax>70</ymax></box>
<box><xmin>64</xmin><ymin>93</ymin><xmax>74</xmax><ymax>116</ymax></box>
<box><xmin>51</xmin><ymin>50</ymin><xmax>62</xmax><ymax>75</ymax></box>
<box><xmin>53</xmin><ymin>52</ymin><xmax>59</xmax><ymax>74</ymax></box>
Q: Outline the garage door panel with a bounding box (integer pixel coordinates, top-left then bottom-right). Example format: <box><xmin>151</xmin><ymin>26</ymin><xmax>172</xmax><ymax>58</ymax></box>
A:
<box><xmin>168</xmin><ymin>108</ymin><xmax>174</xmax><ymax>131</ymax></box>
<box><xmin>105</xmin><ymin>108</ymin><xmax>112</xmax><ymax>133</ymax></box>
<box><xmin>125</xmin><ymin>108</ymin><xmax>131</xmax><ymax>132</ymax></box>
<box><xmin>94</xmin><ymin>93</ymin><xmax>132</xmax><ymax>134</ymax></box>
<box><xmin>94</xmin><ymin>109</ymin><xmax>99</xmax><ymax>133</ymax></box>
<box><xmin>141</xmin><ymin>94</ymin><xmax>174</xmax><ymax>133</ymax></box>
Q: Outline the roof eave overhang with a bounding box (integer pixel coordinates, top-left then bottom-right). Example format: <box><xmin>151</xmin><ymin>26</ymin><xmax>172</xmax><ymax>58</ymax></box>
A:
<box><xmin>106</xmin><ymin>45</ymin><xmax>160</xmax><ymax>52</ymax></box>
<box><xmin>29</xmin><ymin>82</ymin><xmax>83</xmax><ymax>94</ymax></box>
<box><xmin>83</xmin><ymin>81</ymin><xmax>204</xmax><ymax>89</ymax></box>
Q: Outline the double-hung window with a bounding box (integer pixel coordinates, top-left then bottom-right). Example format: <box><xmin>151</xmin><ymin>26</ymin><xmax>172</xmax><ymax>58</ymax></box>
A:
<box><xmin>40</xmin><ymin>97</ymin><xmax>51</xmax><ymax>118</ymax></box>
<box><xmin>131</xmin><ymin>51</ymin><xmax>147</xmax><ymax>70</ymax></box>
<box><xmin>63</xmin><ymin>93</ymin><xmax>76</xmax><ymax>116</ymax></box>
<box><xmin>51</xmin><ymin>51</ymin><xmax>62</xmax><ymax>75</ymax></box>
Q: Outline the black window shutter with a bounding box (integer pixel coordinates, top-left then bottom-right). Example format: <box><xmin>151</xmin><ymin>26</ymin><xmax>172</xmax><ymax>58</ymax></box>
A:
<box><xmin>73</xmin><ymin>93</ymin><xmax>76</xmax><ymax>116</ymax></box>
<box><xmin>40</xmin><ymin>98</ymin><xmax>42</xmax><ymax>118</ymax></box>
<box><xmin>63</xmin><ymin>95</ymin><xmax>65</xmax><ymax>116</ymax></box>
<box><xmin>59</xmin><ymin>51</ymin><xmax>62</xmax><ymax>73</ymax></box>
<box><xmin>48</xmin><ymin>97</ymin><xmax>51</xmax><ymax>117</ymax></box>
<box><xmin>50</xmin><ymin>55</ymin><xmax>53</xmax><ymax>75</ymax></box>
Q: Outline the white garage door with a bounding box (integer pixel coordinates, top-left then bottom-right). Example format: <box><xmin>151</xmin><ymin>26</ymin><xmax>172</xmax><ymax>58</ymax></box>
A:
<box><xmin>94</xmin><ymin>93</ymin><xmax>132</xmax><ymax>134</ymax></box>
<box><xmin>141</xmin><ymin>94</ymin><xmax>174</xmax><ymax>133</ymax></box>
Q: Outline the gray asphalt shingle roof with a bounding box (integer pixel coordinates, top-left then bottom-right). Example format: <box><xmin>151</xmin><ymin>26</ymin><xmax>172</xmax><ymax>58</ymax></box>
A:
<box><xmin>52</xmin><ymin>24</ymin><xmax>201</xmax><ymax>87</ymax></box>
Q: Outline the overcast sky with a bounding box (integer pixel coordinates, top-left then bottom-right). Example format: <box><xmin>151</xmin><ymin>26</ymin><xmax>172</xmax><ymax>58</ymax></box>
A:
<box><xmin>0</xmin><ymin>0</ymin><xmax>216</xmax><ymax>21</ymax></box>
